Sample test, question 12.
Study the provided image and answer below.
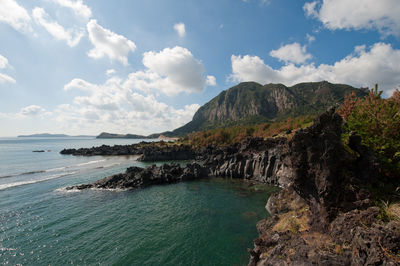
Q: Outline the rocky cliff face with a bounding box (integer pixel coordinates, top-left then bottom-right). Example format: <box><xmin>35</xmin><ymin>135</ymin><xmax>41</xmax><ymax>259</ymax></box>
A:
<box><xmin>173</xmin><ymin>81</ymin><xmax>368</xmax><ymax>135</ymax></box>
<box><xmin>199</xmin><ymin>137</ymin><xmax>287</xmax><ymax>185</ymax></box>
<box><xmin>248</xmin><ymin>109</ymin><xmax>399</xmax><ymax>265</ymax></box>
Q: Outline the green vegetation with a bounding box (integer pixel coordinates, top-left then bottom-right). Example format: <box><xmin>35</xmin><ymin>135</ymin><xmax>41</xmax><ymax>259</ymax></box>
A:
<box><xmin>339</xmin><ymin>85</ymin><xmax>400</xmax><ymax>222</ymax></box>
<box><xmin>338</xmin><ymin>85</ymin><xmax>400</xmax><ymax>179</ymax></box>
<box><xmin>180</xmin><ymin>115</ymin><xmax>314</xmax><ymax>147</ymax></box>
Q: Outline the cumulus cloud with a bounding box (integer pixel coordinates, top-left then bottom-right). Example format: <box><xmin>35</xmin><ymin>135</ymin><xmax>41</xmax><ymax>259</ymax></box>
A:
<box><xmin>206</xmin><ymin>75</ymin><xmax>217</xmax><ymax>86</ymax></box>
<box><xmin>0</xmin><ymin>54</ymin><xmax>15</xmax><ymax>84</ymax></box>
<box><xmin>87</xmin><ymin>19</ymin><xmax>136</xmax><ymax>65</ymax></box>
<box><xmin>64</xmin><ymin>78</ymin><xmax>97</xmax><ymax>91</ymax></box>
<box><xmin>20</xmin><ymin>105</ymin><xmax>46</xmax><ymax>116</ymax></box>
<box><xmin>304</xmin><ymin>0</ymin><xmax>400</xmax><ymax>37</ymax></box>
<box><xmin>124</xmin><ymin>46</ymin><xmax>212</xmax><ymax>95</ymax></box>
<box><xmin>59</xmin><ymin>77</ymin><xmax>200</xmax><ymax>134</ymax></box>
<box><xmin>230</xmin><ymin>42</ymin><xmax>400</xmax><ymax>95</ymax></box>
<box><xmin>51</xmin><ymin>0</ymin><xmax>92</xmax><ymax>20</ymax></box>
<box><xmin>0</xmin><ymin>0</ymin><xmax>32</xmax><ymax>33</ymax></box>
<box><xmin>270</xmin><ymin>42</ymin><xmax>312</xmax><ymax>64</ymax></box>
<box><xmin>32</xmin><ymin>7</ymin><xmax>84</xmax><ymax>47</ymax></box>
<box><xmin>303</xmin><ymin>1</ymin><xmax>319</xmax><ymax>17</ymax></box>
<box><xmin>106</xmin><ymin>69</ymin><xmax>116</xmax><ymax>76</ymax></box>
<box><xmin>173</xmin><ymin>22</ymin><xmax>186</xmax><ymax>37</ymax></box>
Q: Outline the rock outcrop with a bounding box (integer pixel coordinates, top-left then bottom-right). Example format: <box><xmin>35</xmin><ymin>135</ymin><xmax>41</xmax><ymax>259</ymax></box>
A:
<box><xmin>60</xmin><ymin>143</ymin><xmax>196</xmax><ymax>161</ymax></box>
<box><xmin>248</xmin><ymin>108</ymin><xmax>400</xmax><ymax>265</ymax></box>
<box><xmin>200</xmin><ymin>137</ymin><xmax>287</xmax><ymax>185</ymax></box>
<box><xmin>137</xmin><ymin>145</ymin><xmax>195</xmax><ymax>161</ymax></box>
<box><xmin>60</xmin><ymin>144</ymin><xmax>143</xmax><ymax>156</ymax></box>
<box><xmin>66</xmin><ymin>163</ymin><xmax>207</xmax><ymax>190</ymax></box>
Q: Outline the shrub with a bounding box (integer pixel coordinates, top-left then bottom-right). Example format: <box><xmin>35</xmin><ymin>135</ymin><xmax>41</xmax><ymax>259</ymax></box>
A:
<box><xmin>339</xmin><ymin>85</ymin><xmax>400</xmax><ymax>178</ymax></box>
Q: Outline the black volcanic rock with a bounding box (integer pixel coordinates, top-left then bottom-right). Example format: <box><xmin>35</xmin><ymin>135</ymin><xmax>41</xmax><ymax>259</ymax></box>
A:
<box><xmin>137</xmin><ymin>144</ymin><xmax>195</xmax><ymax>161</ymax></box>
<box><xmin>60</xmin><ymin>143</ymin><xmax>196</xmax><ymax>161</ymax></box>
<box><xmin>66</xmin><ymin>163</ymin><xmax>207</xmax><ymax>190</ymax></box>
<box><xmin>60</xmin><ymin>144</ymin><xmax>142</xmax><ymax>156</ymax></box>
<box><xmin>248</xmin><ymin>109</ymin><xmax>400</xmax><ymax>265</ymax></box>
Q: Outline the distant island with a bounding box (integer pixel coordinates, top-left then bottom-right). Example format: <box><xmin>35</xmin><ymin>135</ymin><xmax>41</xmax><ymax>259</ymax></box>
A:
<box><xmin>96</xmin><ymin>132</ymin><xmax>153</xmax><ymax>139</ymax></box>
<box><xmin>18</xmin><ymin>133</ymin><xmax>94</xmax><ymax>138</ymax></box>
<box><xmin>96</xmin><ymin>132</ymin><xmax>177</xmax><ymax>141</ymax></box>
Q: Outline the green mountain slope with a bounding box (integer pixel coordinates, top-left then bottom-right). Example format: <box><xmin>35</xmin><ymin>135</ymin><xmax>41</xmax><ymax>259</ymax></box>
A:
<box><xmin>171</xmin><ymin>81</ymin><xmax>368</xmax><ymax>136</ymax></box>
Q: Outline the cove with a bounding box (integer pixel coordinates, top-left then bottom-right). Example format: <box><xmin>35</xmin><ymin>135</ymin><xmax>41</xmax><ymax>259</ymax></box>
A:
<box><xmin>0</xmin><ymin>178</ymin><xmax>278</xmax><ymax>265</ymax></box>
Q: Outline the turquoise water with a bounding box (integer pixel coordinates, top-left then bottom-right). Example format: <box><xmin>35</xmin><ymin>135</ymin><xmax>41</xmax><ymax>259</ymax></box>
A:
<box><xmin>0</xmin><ymin>137</ymin><xmax>277</xmax><ymax>265</ymax></box>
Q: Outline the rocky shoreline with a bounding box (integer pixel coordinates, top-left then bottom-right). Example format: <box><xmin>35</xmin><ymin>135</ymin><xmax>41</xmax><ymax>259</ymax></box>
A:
<box><xmin>60</xmin><ymin>143</ymin><xmax>196</xmax><ymax>161</ymax></box>
<box><xmin>64</xmin><ymin>109</ymin><xmax>400</xmax><ymax>265</ymax></box>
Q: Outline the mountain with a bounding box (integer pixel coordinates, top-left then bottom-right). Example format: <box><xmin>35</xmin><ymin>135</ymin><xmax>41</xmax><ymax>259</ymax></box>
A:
<box><xmin>171</xmin><ymin>81</ymin><xmax>368</xmax><ymax>136</ymax></box>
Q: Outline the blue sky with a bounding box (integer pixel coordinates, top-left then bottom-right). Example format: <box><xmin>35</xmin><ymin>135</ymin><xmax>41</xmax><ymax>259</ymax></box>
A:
<box><xmin>0</xmin><ymin>0</ymin><xmax>399</xmax><ymax>136</ymax></box>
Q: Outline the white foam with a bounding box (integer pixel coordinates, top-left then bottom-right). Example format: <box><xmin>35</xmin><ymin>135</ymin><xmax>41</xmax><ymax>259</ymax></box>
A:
<box><xmin>0</xmin><ymin>172</ymin><xmax>77</xmax><ymax>191</ymax></box>
<box><xmin>45</xmin><ymin>167</ymin><xmax>66</xmax><ymax>172</ymax></box>
<box><xmin>76</xmin><ymin>159</ymin><xmax>106</xmax><ymax>167</ymax></box>
<box><xmin>0</xmin><ymin>247</ymin><xmax>17</xmax><ymax>251</ymax></box>
<box><xmin>55</xmin><ymin>186</ymin><xmax>129</xmax><ymax>193</ymax></box>
<box><xmin>54</xmin><ymin>187</ymin><xmax>81</xmax><ymax>193</ymax></box>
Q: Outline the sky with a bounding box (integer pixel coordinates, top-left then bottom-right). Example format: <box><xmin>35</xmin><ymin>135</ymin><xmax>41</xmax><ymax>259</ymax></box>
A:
<box><xmin>0</xmin><ymin>0</ymin><xmax>399</xmax><ymax>137</ymax></box>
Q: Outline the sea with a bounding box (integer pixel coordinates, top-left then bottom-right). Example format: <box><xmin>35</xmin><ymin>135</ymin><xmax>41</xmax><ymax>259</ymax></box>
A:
<box><xmin>0</xmin><ymin>137</ymin><xmax>278</xmax><ymax>265</ymax></box>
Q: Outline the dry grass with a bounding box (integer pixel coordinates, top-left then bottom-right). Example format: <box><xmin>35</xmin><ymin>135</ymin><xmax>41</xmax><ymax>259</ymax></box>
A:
<box><xmin>272</xmin><ymin>208</ymin><xmax>310</xmax><ymax>233</ymax></box>
<box><xmin>301</xmin><ymin>232</ymin><xmax>334</xmax><ymax>250</ymax></box>
<box><xmin>386</xmin><ymin>203</ymin><xmax>400</xmax><ymax>221</ymax></box>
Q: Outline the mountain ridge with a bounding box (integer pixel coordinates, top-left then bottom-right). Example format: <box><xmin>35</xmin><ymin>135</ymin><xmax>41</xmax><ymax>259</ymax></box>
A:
<box><xmin>171</xmin><ymin>81</ymin><xmax>368</xmax><ymax>136</ymax></box>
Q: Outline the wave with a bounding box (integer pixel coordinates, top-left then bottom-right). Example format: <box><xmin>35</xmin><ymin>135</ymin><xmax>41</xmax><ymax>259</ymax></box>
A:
<box><xmin>45</xmin><ymin>167</ymin><xmax>67</xmax><ymax>172</ymax></box>
<box><xmin>55</xmin><ymin>186</ymin><xmax>128</xmax><ymax>193</ymax></box>
<box><xmin>76</xmin><ymin>159</ymin><xmax>106</xmax><ymax>167</ymax></box>
<box><xmin>0</xmin><ymin>172</ymin><xmax>77</xmax><ymax>191</ymax></box>
<box><xmin>0</xmin><ymin>159</ymin><xmax>108</xmax><ymax>179</ymax></box>
<box><xmin>0</xmin><ymin>170</ymin><xmax>46</xmax><ymax>179</ymax></box>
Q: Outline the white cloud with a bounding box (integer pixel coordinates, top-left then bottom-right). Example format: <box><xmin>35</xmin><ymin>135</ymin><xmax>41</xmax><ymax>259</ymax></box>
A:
<box><xmin>0</xmin><ymin>54</ymin><xmax>15</xmax><ymax>84</ymax></box>
<box><xmin>106</xmin><ymin>69</ymin><xmax>116</xmax><ymax>76</ymax></box>
<box><xmin>304</xmin><ymin>0</ymin><xmax>400</xmax><ymax>37</ymax></box>
<box><xmin>20</xmin><ymin>105</ymin><xmax>46</xmax><ymax>116</ymax></box>
<box><xmin>306</xmin><ymin>33</ymin><xmax>315</xmax><ymax>44</ymax></box>
<box><xmin>32</xmin><ymin>7</ymin><xmax>84</xmax><ymax>47</ymax></box>
<box><xmin>173</xmin><ymin>22</ymin><xmax>186</xmax><ymax>37</ymax></box>
<box><xmin>0</xmin><ymin>0</ymin><xmax>32</xmax><ymax>33</ymax></box>
<box><xmin>270</xmin><ymin>42</ymin><xmax>312</xmax><ymax>64</ymax></box>
<box><xmin>206</xmin><ymin>75</ymin><xmax>217</xmax><ymax>86</ymax></box>
<box><xmin>124</xmin><ymin>46</ymin><xmax>211</xmax><ymax>96</ymax></box>
<box><xmin>64</xmin><ymin>78</ymin><xmax>97</xmax><ymax>91</ymax></box>
<box><xmin>51</xmin><ymin>0</ymin><xmax>92</xmax><ymax>20</ymax></box>
<box><xmin>0</xmin><ymin>73</ymin><xmax>16</xmax><ymax>83</ymax></box>
<box><xmin>242</xmin><ymin>0</ymin><xmax>271</xmax><ymax>5</ymax></box>
<box><xmin>59</xmin><ymin>77</ymin><xmax>200</xmax><ymax>134</ymax></box>
<box><xmin>87</xmin><ymin>19</ymin><xmax>136</xmax><ymax>65</ymax></box>
<box><xmin>230</xmin><ymin>42</ymin><xmax>400</xmax><ymax>95</ymax></box>
<box><xmin>303</xmin><ymin>1</ymin><xmax>319</xmax><ymax>17</ymax></box>
<box><xmin>0</xmin><ymin>54</ymin><xmax>10</xmax><ymax>69</ymax></box>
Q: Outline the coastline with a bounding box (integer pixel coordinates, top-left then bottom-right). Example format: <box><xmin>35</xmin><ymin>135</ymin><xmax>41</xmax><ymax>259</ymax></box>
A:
<box><xmin>62</xmin><ymin>109</ymin><xmax>400</xmax><ymax>265</ymax></box>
